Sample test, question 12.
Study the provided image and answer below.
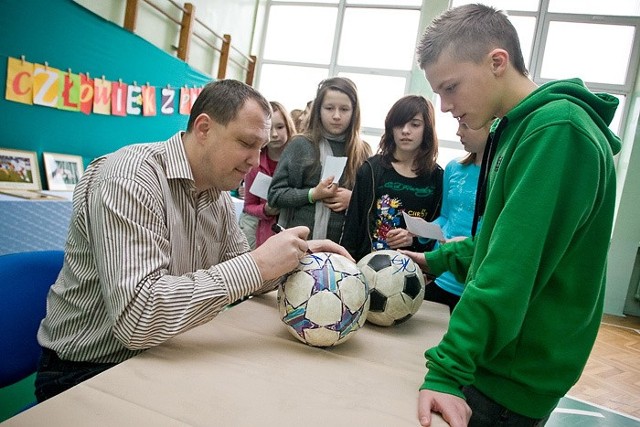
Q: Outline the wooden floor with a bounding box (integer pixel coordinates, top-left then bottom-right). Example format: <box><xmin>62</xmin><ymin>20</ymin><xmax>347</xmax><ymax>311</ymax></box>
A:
<box><xmin>567</xmin><ymin>313</ymin><xmax>640</xmax><ymax>420</ymax></box>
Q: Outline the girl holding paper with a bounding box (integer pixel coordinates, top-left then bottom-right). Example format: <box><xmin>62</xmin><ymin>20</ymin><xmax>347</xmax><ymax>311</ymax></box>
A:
<box><xmin>340</xmin><ymin>95</ymin><xmax>443</xmax><ymax>261</ymax></box>
<box><xmin>239</xmin><ymin>101</ymin><xmax>296</xmax><ymax>248</ymax></box>
<box><xmin>268</xmin><ymin>77</ymin><xmax>371</xmax><ymax>243</ymax></box>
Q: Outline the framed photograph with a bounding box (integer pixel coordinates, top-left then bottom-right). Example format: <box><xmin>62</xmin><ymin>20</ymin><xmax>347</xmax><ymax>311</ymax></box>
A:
<box><xmin>43</xmin><ymin>152</ymin><xmax>84</xmax><ymax>191</ymax></box>
<box><xmin>0</xmin><ymin>147</ymin><xmax>42</xmax><ymax>191</ymax></box>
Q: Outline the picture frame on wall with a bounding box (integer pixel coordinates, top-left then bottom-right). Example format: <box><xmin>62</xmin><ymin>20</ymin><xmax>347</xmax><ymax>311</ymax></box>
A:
<box><xmin>43</xmin><ymin>152</ymin><xmax>84</xmax><ymax>191</ymax></box>
<box><xmin>0</xmin><ymin>147</ymin><xmax>42</xmax><ymax>191</ymax></box>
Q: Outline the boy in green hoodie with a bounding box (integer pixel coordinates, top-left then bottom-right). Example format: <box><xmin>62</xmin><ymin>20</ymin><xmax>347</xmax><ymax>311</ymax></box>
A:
<box><xmin>401</xmin><ymin>4</ymin><xmax>622</xmax><ymax>427</ymax></box>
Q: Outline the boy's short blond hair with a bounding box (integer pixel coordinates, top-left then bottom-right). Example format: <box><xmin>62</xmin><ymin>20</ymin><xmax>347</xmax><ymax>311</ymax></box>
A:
<box><xmin>416</xmin><ymin>3</ymin><xmax>528</xmax><ymax>76</ymax></box>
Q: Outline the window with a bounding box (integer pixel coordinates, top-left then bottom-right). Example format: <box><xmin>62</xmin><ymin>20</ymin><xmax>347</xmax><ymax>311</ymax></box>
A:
<box><xmin>256</xmin><ymin>0</ymin><xmax>421</xmax><ymax>150</ymax></box>
<box><xmin>437</xmin><ymin>0</ymin><xmax>639</xmax><ymax>161</ymax></box>
<box><xmin>257</xmin><ymin>0</ymin><xmax>639</xmax><ymax>159</ymax></box>
<box><xmin>347</xmin><ymin>0</ymin><xmax>421</xmax><ymax>5</ymax></box>
<box><xmin>452</xmin><ymin>0</ymin><xmax>539</xmax><ymax>12</ymax></box>
<box><xmin>262</xmin><ymin>5</ymin><xmax>337</xmax><ymax>64</ymax></box>
<box><xmin>548</xmin><ymin>0</ymin><xmax>640</xmax><ymax>17</ymax></box>
<box><xmin>338</xmin><ymin>8</ymin><xmax>419</xmax><ymax>70</ymax></box>
<box><xmin>258</xmin><ymin>64</ymin><xmax>328</xmax><ymax>111</ymax></box>
<box><xmin>339</xmin><ymin>71</ymin><xmax>407</xmax><ymax>152</ymax></box>
<box><xmin>540</xmin><ymin>22</ymin><xmax>634</xmax><ymax>85</ymax></box>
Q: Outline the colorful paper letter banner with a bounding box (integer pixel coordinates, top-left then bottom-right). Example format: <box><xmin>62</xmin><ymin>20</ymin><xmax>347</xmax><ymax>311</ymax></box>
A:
<box><xmin>93</xmin><ymin>78</ymin><xmax>111</xmax><ymax>115</ymax></box>
<box><xmin>80</xmin><ymin>73</ymin><xmax>94</xmax><ymax>115</ymax></box>
<box><xmin>5</xmin><ymin>57</ymin><xmax>33</xmax><ymax>104</ymax></box>
<box><xmin>58</xmin><ymin>71</ymin><xmax>81</xmax><ymax>112</ymax></box>
<box><xmin>4</xmin><ymin>57</ymin><xmax>204</xmax><ymax>118</ymax></box>
<box><xmin>142</xmin><ymin>85</ymin><xmax>157</xmax><ymax>116</ymax></box>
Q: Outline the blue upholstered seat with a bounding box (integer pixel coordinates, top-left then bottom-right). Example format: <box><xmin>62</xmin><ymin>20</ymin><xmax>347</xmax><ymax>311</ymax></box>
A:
<box><xmin>0</xmin><ymin>250</ymin><xmax>64</xmax><ymax>388</ymax></box>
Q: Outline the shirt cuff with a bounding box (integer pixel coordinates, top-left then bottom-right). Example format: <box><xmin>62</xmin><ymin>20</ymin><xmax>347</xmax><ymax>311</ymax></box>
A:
<box><xmin>420</xmin><ymin>366</ymin><xmax>465</xmax><ymax>400</ymax></box>
<box><xmin>425</xmin><ymin>250</ymin><xmax>448</xmax><ymax>277</ymax></box>
<box><xmin>215</xmin><ymin>253</ymin><xmax>263</xmax><ymax>303</ymax></box>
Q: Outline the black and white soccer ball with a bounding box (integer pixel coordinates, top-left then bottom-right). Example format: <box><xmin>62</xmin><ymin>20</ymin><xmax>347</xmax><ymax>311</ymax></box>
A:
<box><xmin>356</xmin><ymin>250</ymin><xmax>425</xmax><ymax>326</ymax></box>
<box><xmin>277</xmin><ymin>252</ymin><xmax>370</xmax><ymax>347</ymax></box>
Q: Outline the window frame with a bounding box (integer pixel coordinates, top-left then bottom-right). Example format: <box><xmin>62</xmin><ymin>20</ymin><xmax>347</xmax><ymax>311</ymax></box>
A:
<box><xmin>256</xmin><ymin>0</ymin><xmax>422</xmax><ymax>140</ymax></box>
<box><xmin>535</xmin><ymin>13</ymin><xmax>640</xmax><ymax>139</ymax></box>
<box><xmin>502</xmin><ymin>3</ymin><xmax>640</xmax><ymax>139</ymax></box>
<box><xmin>256</xmin><ymin>0</ymin><xmax>640</xmax><ymax>151</ymax></box>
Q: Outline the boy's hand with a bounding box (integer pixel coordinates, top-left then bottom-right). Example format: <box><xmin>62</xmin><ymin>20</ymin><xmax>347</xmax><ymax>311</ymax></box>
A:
<box><xmin>398</xmin><ymin>249</ymin><xmax>429</xmax><ymax>272</ymax></box>
<box><xmin>418</xmin><ymin>389</ymin><xmax>471</xmax><ymax>427</ymax></box>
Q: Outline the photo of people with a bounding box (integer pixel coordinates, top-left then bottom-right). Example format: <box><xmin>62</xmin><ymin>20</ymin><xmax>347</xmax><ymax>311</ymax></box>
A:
<box><xmin>42</xmin><ymin>152</ymin><xmax>84</xmax><ymax>191</ymax></box>
<box><xmin>0</xmin><ymin>154</ymin><xmax>35</xmax><ymax>184</ymax></box>
<box><xmin>49</xmin><ymin>160</ymin><xmax>80</xmax><ymax>186</ymax></box>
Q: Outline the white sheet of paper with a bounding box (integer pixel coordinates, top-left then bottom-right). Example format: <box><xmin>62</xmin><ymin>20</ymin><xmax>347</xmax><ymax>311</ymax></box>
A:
<box><xmin>248</xmin><ymin>172</ymin><xmax>272</xmax><ymax>200</ymax></box>
<box><xmin>321</xmin><ymin>156</ymin><xmax>347</xmax><ymax>183</ymax></box>
<box><xmin>402</xmin><ymin>211</ymin><xmax>445</xmax><ymax>241</ymax></box>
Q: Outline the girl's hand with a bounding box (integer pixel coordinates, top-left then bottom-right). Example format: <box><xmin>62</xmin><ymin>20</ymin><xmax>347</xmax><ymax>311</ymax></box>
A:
<box><xmin>323</xmin><ymin>188</ymin><xmax>351</xmax><ymax>212</ymax></box>
<box><xmin>386</xmin><ymin>228</ymin><xmax>414</xmax><ymax>249</ymax></box>
<box><xmin>310</xmin><ymin>176</ymin><xmax>338</xmax><ymax>201</ymax></box>
<box><xmin>263</xmin><ymin>203</ymin><xmax>279</xmax><ymax>217</ymax></box>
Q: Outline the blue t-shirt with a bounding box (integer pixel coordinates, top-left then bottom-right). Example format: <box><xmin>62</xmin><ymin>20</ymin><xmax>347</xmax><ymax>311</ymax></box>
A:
<box><xmin>432</xmin><ymin>159</ymin><xmax>481</xmax><ymax>296</ymax></box>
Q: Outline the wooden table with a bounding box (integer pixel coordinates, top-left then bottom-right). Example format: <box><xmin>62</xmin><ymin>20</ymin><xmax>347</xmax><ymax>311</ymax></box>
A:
<box><xmin>3</xmin><ymin>292</ymin><xmax>450</xmax><ymax>426</ymax></box>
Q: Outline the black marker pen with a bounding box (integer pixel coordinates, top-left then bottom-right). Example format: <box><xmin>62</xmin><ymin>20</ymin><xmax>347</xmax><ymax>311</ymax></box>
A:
<box><xmin>271</xmin><ymin>223</ymin><xmax>286</xmax><ymax>234</ymax></box>
<box><xmin>271</xmin><ymin>223</ymin><xmax>313</xmax><ymax>254</ymax></box>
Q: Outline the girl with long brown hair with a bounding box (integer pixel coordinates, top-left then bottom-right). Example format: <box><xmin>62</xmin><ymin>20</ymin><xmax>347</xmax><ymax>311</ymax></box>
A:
<box><xmin>268</xmin><ymin>77</ymin><xmax>371</xmax><ymax>243</ymax></box>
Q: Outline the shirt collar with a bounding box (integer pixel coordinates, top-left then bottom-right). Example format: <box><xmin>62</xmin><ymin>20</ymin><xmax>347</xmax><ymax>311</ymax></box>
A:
<box><xmin>165</xmin><ymin>132</ymin><xmax>194</xmax><ymax>181</ymax></box>
<box><xmin>165</xmin><ymin>132</ymin><xmax>222</xmax><ymax>200</ymax></box>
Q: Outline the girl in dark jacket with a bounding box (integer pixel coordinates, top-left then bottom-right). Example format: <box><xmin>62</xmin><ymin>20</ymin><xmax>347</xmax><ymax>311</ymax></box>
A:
<box><xmin>340</xmin><ymin>95</ymin><xmax>443</xmax><ymax>261</ymax></box>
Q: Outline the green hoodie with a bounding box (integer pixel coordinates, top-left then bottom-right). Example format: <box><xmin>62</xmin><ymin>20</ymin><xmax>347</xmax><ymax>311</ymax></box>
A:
<box><xmin>420</xmin><ymin>78</ymin><xmax>622</xmax><ymax>418</ymax></box>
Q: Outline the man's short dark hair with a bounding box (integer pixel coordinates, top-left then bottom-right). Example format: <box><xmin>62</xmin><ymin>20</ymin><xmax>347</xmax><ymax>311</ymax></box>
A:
<box><xmin>187</xmin><ymin>79</ymin><xmax>271</xmax><ymax>131</ymax></box>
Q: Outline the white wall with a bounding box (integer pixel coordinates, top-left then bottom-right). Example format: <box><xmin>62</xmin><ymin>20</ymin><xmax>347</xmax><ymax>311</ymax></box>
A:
<box><xmin>73</xmin><ymin>0</ymin><xmax>259</xmax><ymax>80</ymax></box>
<box><xmin>606</xmin><ymin>85</ymin><xmax>640</xmax><ymax>316</ymax></box>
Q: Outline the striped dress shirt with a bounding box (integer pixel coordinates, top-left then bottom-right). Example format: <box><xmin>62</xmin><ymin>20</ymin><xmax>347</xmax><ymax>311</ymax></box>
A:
<box><xmin>38</xmin><ymin>132</ymin><xmax>279</xmax><ymax>363</ymax></box>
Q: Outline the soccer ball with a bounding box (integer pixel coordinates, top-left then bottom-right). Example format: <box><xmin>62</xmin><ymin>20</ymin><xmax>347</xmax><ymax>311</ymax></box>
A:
<box><xmin>356</xmin><ymin>250</ymin><xmax>425</xmax><ymax>326</ymax></box>
<box><xmin>277</xmin><ymin>252</ymin><xmax>370</xmax><ymax>347</ymax></box>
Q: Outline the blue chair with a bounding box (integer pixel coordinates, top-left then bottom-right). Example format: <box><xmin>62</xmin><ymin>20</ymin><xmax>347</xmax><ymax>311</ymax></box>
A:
<box><xmin>0</xmin><ymin>250</ymin><xmax>64</xmax><ymax>388</ymax></box>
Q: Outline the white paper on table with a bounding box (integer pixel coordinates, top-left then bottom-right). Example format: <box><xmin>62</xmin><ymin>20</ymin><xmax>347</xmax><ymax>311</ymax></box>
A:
<box><xmin>321</xmin><ymin>156</ymin><xmax>347</xmax><ymax>184</ymax></box>
<box><xmin>402</xmin><ymin>211</ymin><xmax>445</xmax><ymax>241</ymax></box>
<box><xmin>248</xmin><ymin>171</ymin><xmax>272</xmax><ymax>200</ymax></box>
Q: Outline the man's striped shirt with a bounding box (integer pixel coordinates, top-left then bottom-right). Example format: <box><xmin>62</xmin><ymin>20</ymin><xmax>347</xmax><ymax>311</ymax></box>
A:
<box><xmin>38</xmin><ymin>133</ymin><xmax>278</xmax><ymax>363</ymax></box>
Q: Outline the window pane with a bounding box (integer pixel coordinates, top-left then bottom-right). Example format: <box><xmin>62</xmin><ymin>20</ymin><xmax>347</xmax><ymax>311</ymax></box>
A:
<box><xmin>361</xmin><ymin>130</ymin><xmax>382</xmax><ymax>154</ymax></box>
<box><xmin>347</xmin><ymin>0</ymin><xmax>421</xmax><ymax>5</ymax></box>
<box><xmin>450</xmin><ymin>0</ymin><xmax>539</xmax><ymax>12</ymax></box>
<box><xmin>541</xmin><ymin>22</ymin><xmax>634</xmax><ymax>84</ymax></box>
<box><xmin>509</xmin><ymin>16</ymin><xmax>536</xmax><ymax>70</ymax></box>
<box><xmin>263</xmin><ymin>6</ymin><xmax>337</xmax><ymax>64</ymax></box>
<box><xmin>549</xmin><ymin>0</ymin><xmax>640</xmax><ymax>16</ymax></box>
<box><xmin>277</xmin><ymin>0</ymin><xmax>338</xmax><ymax>3</ymax></box>
<box><xmin>258</xmin><ymin>64</ymin><xmax>328</xmax><ymax>114</ymax></box>
<box><xmin>433</xmin><ymin>95</ymin><xmax>461</xmax><ymax>143</ymax></box>
<box><xmin>437</xmin><ymin>147</ymin><xmax>466</xmax><ymax>169</ymax></box>
<box><xmin>339</xmin><ymin>8</ymin><xmax>420</xmax><ymax>69</ymax></box>
<box><xmin>610</xmin><ymin>94</ymin><xmax>625</xmax><ymax>136</ymax></box>
<box><xmin>338</xmin><ymin>72</ymin><xmax>407</xmax><ymax>131</ymax></box>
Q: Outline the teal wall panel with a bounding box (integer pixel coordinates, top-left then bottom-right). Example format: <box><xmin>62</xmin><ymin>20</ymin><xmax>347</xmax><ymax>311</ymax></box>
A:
<box><xmin>0</xmin><ymin>0</ymin><xmax>211</xmax><ymax>186</ymax></box>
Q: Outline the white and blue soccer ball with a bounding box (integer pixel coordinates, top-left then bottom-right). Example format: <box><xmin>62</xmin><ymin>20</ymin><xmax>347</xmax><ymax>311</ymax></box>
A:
<box><xmin>356</xmin><ymin>250</ymin><xmax>425</xmax><ymax>327</ymax></box>
<box><xmin>277</xmin><ymin>252</ymin><xmax>370</xmax><ymax>347</ymax></box>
